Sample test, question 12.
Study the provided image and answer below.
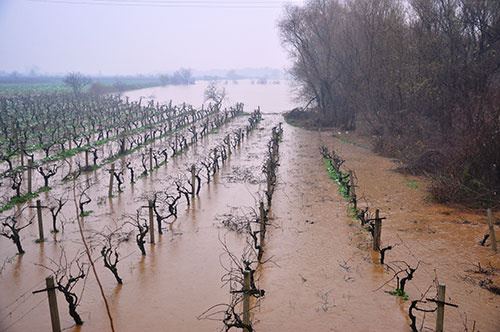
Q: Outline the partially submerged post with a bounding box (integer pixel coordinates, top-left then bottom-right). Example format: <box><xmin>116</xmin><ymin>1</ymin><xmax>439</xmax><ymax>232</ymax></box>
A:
<box><xmin>435</xmin><ymin>283</ymin><xmax>446</xmax><ymax>332</ymax></box>
<box><xmin>148</xmin><ymin>200</ymin><xmax>155</xmax><ymax>244</ymax></box>
<box><xmin>85</xmin><ymin>150</ymin><xmax>89</xmax><ymax>169</ymax></box>
<box><xmin>36</xmin><ymin>199</ymin><xmax>44</xmax><ymax>242</ymax></box>
<box><xmin>243</xmin><ymin>271</ymin><xmax>251</xmax><ymax>332</ymax></box>
<box><xmin>373</xmin><ymin>209</ymin><xmax>381</xmax><ymax>251</ymax></box>
<box><xmin>259</xmin><ymin>201</ymin><xmax>265</xmax><ymax>245</ymax></box>
<box><xmin>46</xmin><ymin>276</ymin><xmax>61</xmax><ymax>332</ymax></box>
<box><xmin>175</xmin><ymin>133</ymin><xmax>178</xmax><ymax>153</ymax></box>
<box><xmin>27</xmin><ymin>159</ymin><xmax>33</xmax><ymax>194</ymax></box>
<box><xmin>33</xmin><ymin>276</ymin><xmax>62</xmax><ymax>332</ymax></box>
<box><xmin>272</xmin><ymin>127</ymin><xmax>277</xmax><ymax>156</ymax></box>
<box><xmin>149</xmin><ymin>147</ymin><xmax>153</xmax><ymax>172</ymax></box>
<box><xmin>191</xmin><ymin>164</ymin><xmax>196</xmax><ymax>198</ymax></box>
<box><xmin>20</xmin><ymin>144</ymin><xmax>24</xmax><ymax>167</ymax></box>
<box><xmin>226</xmin><ymin>135</ymin><xmax>231</xmax><ymax>155</ymax></box>
<box><xmin>108</xmin><ymin>163</ymin><xmax>115</xmax><ymax>198</ymax></box>
<box><xmin>266</xmin><ymin>159</ymin><xmax>271</xmax><ymax>195</ymax></box>
<box><xmin>487</xmin><ymin>208</ymin><xmax>497</xmax><ymax>252</ymax></box>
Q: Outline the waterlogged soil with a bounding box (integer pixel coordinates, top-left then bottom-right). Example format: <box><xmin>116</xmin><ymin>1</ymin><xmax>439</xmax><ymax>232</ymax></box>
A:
<box><xmin>256</xmin><ymin>126</ymin><xmax>499</xmax><ymax>331</ymax></box>
<box><xmin>327</xmin><ymin>129</ymin><xmax>500</xmax><ymax>331</ymax></box>
<box><xmin>1</xmin><ymin>112</ymin><xmax>499</xmax><ymax>332</ymax></box>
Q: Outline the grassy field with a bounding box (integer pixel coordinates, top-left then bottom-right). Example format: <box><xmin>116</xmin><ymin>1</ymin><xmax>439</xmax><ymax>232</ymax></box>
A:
<box><xmin>0</xmin><ymin>76</ymin><xmax>160</xmax><ymax>95</ymax></box>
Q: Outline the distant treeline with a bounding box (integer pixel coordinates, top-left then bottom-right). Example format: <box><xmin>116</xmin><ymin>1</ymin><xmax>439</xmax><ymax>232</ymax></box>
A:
<box><xmin>159</xmin><ymin>68</ymin><xmax>195</xmax><ymax>86</ymax></box>
<box><xmin>280</xmin><ymin>0</ymin><xmax>500</xmax><ymax>206</ymax></box>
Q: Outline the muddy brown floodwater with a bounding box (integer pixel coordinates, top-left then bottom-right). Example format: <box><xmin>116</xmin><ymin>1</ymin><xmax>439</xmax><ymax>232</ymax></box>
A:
<box><xmin>1</xmin><ymin>83</ymin><xmax>499</xmax><ymax>332</ymax></box>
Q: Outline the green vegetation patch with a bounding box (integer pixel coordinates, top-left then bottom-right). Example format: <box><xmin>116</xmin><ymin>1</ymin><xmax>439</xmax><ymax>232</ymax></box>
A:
<box><xmin>390</xmin><ymin>288</ymin><xmax>409</xmax><ymax>300</ymax></box>
<box><xmin>323</xmin><ymin>158</ymin><xmax>349</xmax><ymax>200</ymax></box>
<box><xmin>79</xmin><ymin>210</ymin><xmax>93</xmax><ymax>217</ymax></box>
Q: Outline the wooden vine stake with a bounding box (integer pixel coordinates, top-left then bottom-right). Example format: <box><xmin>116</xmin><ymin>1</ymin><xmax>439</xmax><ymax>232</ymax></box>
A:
<box><xmin>191</xmin><ymin>164</ymin><xmax>196</xmax><ymax>198</ymax></box>
<box><xmin>148</xmin><ymin>200</ymin><xmax>155</xmax><ymax>244</ymax></box>
<box><xmin>149</xmin><ymin>147</ymin><xmax>153</xmax><ymax>172</ymax></box>
<box><xmin>108</xmin><ymin>163</ymin><xmax>115</xmax><ymax>198</ymax></box>
<box><xmin>259</xmin><ymin>201</ymin><xmax>265</xmax><ymax>245</ymax></box>
<box><xmin>85</xmin><ymin>150</ymin><xmax>89</xmax><ymax>169</ymax></box>
<box><xmin>27</xmin><ymin>159</ymin><xmax>33</xmax><ymax>194</ymax></box>
<box><xmin>349</xmin><ymin>170</ymin><xmax>355</xmax><ymax>198</ymax></box>
<box><xmin>487</xmin><ymin>208</ymin><xmax>497</xmax><ymax>253</ymax></box>
<box><xmin>435</xmin><ymin>283</ymin><xmax>446</xmax><ymax>332</ymax></box>
<box><xmin>36</xmin><ymin>199</ymin><xmax>44</xmax><ymax>242</ymax></box>
<box><xmin>20</xmin><ymin>144</ymin><xmax>24</xmax><ymax>167</ymax></box>
<box><xmin>175</xmin><ymin>133</ymin><xmax>178</xmax><ymax>153</ymax></box>
<box><xmin>46</xmin><ymin>276</ymin><xmax>61</xmax><ymax>332</ymax></box>
<box><xmin>373</xmin><ymin>209</ymin><xmax>381</xmax><ymax>251</ymax></box>
<box><xmin>266</xmin><ymin>159</ymin><xmax>271</xmax><ymax>195</ymax></box>
<box><xmin>272</xmin><ymin>127</ymin><xmax>277</xmax><ymax>157</ymax></box>
<box><xmin>243</xmin><ymin>271</ymin><xmax>251</xmax><ymax>332</ymax></box>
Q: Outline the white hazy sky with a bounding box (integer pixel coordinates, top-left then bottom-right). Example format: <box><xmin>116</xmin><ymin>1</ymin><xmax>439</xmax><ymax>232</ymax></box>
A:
<box><xmin>0</xmin><ymin>0</ymin><xmax>304</xmax><ymax>76</ymax></box>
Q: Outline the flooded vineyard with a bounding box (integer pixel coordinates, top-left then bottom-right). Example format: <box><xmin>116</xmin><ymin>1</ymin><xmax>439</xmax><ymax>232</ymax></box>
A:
<box><xmin>1</xmin><ymin>82</ymin><xmax>499</xmax><ymax>332</ymax></box>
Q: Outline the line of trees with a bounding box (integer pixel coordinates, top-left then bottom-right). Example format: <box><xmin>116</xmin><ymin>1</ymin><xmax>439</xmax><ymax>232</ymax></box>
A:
<box><xmin>159</xmin><ymin>68</ymin><xmax>194</xmax><ymax>86</ymax></box>
<box><xmin>280</xmin><ymin>0</ymin><xmax>500</xmax><ymax>205</ymax></box>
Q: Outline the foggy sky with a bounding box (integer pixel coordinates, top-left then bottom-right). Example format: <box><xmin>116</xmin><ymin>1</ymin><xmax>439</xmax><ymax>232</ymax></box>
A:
<box><xmin>0</xmin><ymin>0</ymin><xmax>304</xmax><ymax>76</ymax></box>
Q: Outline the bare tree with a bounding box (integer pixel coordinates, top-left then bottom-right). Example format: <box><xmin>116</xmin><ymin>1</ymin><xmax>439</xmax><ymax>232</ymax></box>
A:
<box><xmin>204</xmin><ymin>81</ymin><xmax>226</xmax><ymax>110</ymax></box>
<box><xmin>63</xmin><ymin>72</ymin><xmax>91</xmax><ymax>95</ymax></box>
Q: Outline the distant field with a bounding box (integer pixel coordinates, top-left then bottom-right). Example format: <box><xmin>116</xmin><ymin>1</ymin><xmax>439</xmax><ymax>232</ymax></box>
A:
<box><xmin>0</xmin><ymin>77</ymin><xmax>160</xmax><ymax>95</ymax></box>
<box><xmin>0</xmin><ymin>81</ymin><xmax>72</xmax><ymax>95</ymax></box>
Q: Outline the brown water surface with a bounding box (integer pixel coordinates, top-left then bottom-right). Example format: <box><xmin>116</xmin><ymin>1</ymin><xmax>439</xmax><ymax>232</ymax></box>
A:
<box><xmin>1</xmin><ymin>84</ymin><xmax>499</xmax><ymax>332</ymax></box>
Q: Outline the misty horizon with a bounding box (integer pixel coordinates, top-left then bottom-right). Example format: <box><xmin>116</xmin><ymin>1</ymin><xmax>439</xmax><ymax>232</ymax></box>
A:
<box><xmin>0</xmin><ymin>0</ymin><xmax>305</xmax><ymax>76</ymax></box>
<box><xmin>0</xmin><ymin>66</ymin><xmax>286</xmax><ymax>79</ymax></box>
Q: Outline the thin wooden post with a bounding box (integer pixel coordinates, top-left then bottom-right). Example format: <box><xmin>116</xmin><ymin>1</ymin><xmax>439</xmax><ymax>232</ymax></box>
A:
<box><xmin>85</xmin><ymin>150</ymin><xmax>89</xmax><ymax>169</ymax></box>
<box><xmin>487</xmin><ymin>208</ymin><xmax>497</xmax><ymax>253</ymax></box>
<box><xmin>259</xmin><ymin>201</ymin><xmax>265</xmax><ymax>244</ymax></box>
<box><xmin>349</xmin><ymin>171</ymin><xmax>355</xmax><ymax>198</ymax></box>
<box><xmin>191</xmin><ymin>164</ymin><xmax>196</xmax><ymax>198</ymax></box>
<box><xmin>149</xmin><ymin>147</ymin><xmax>153</xmax><ymax>172</ymax></box>
<box><xmin>238</xmin><ymin>128</ymin><xmax>242</xmax><ymax>145</ymax></box>
<box><xmin>46</xmin><ymin>276</ymin><xmax>61</xmax><ymax>332</ymax></box>
<box><xmin>27</xmin><ymin>159</ymin><xmax>33</xmax><ymax>194</ymax></box>
<box><xmin>373</xmin><ymin>209</ymin><xmax>381</xmax><ymax>251</ymax></box>
<box><xmin>272</xmin><ymin>127</ymin><xmax>277</xmax><ymax>157</ymax></box>
<box><xmin>243</xmin><ymin>271</ymin><xmax>251</xmax><ymax>332</ymax></box>
<box><xmin>435</xmin><ymin>283</ymin><xmax>446</xmax><ymax>332</ymax></box>
<box><xmin>175</xmin><ymin>133</ymin><xmax>178</xmax><ymax>153</ymax></box>
<box><xmin>266</xmin><ymin>159</ymin><xmax>271</xmax><ymax>194</ymax></box>
<box><xmin>108</xmin><ymin>163</ymin><xmax>115</xmax><ymax>198</ymax></box>
<box><xmin>226</xmin><ymin>135</ymin><xmax>231</xmax><ymax>155</ymax></box>
<box><xmin>36</xmin><ymin>199</ymin><xmax>44</xmax><ymax>241</ymax></box>
<box><xmin>148</xmin><ymin>200</ymin><xmax>155</xmax><ymax>244</ymax></box>
<box><xmin>20</xmin><ymin>145</ymin><xmax>24</xmax><ymax>167</ymax></box>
